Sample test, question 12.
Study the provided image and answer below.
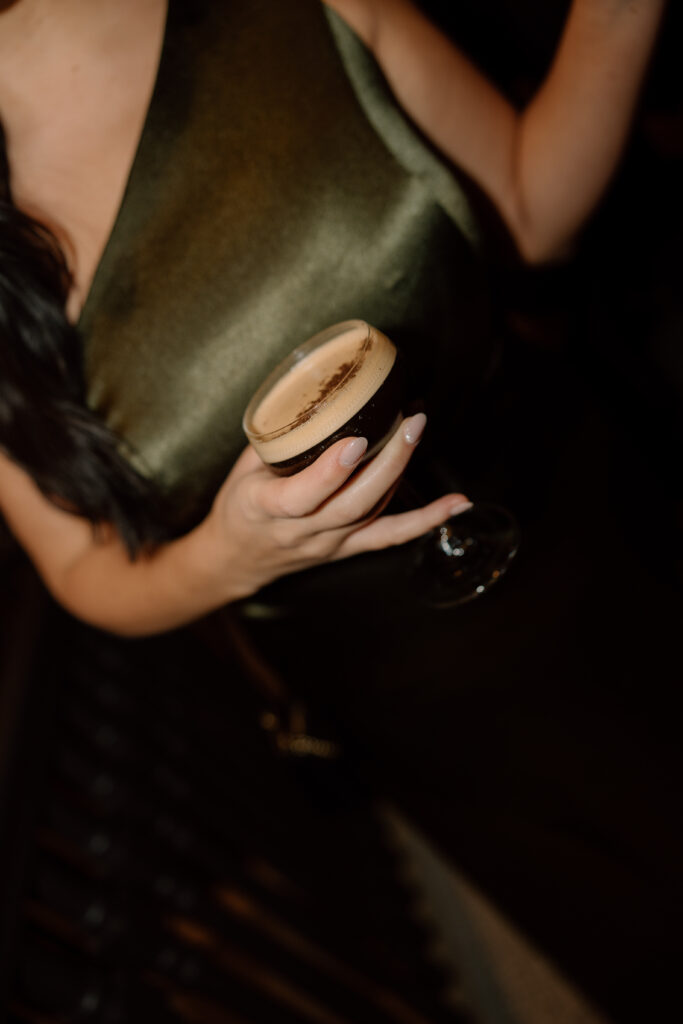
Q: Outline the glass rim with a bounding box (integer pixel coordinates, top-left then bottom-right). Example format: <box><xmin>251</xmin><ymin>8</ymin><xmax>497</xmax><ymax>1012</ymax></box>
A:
<box><xmin>242</xmin><ymin>319</ymin><xmax>373</xmax><ymax>443</ymax></box>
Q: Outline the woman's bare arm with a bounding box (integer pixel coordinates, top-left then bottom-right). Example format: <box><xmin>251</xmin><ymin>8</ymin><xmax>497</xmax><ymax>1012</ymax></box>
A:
<box><xmin>0</xmin><ymin>419</ymin><xmax>468</xmax><ymax>636</ymax></box>
<box><xmin>0</xmin><ymin>450</ymin><xmax>237</xmax><ymax>636</ymax></box>
<box><xmin>325</xmin><ymin>0</ymin><xmax>667</xmax><ymax>261</ymax></box>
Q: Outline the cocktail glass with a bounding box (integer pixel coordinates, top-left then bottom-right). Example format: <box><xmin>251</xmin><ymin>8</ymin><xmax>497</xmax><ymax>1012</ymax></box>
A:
<box><xmin>243</xmin><ymin>320</ymin><xmax>519</xmax><ymax>606</ymax></box>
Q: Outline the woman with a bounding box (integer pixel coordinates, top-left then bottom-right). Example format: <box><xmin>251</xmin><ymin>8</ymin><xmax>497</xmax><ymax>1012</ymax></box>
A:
<box><xmin>0</xmin><ymin>0</ymin><xmax>666</xmax><ymax>633</ymax></box>
<box><xmin>0</xmin><ymin>1</ymin><xmax>673</xmax><ymax>1019</ymax></box>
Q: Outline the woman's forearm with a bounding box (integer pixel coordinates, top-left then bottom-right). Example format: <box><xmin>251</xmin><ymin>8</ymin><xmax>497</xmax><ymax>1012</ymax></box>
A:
<box><xmin>50</xmin><ymin>513</ymin><xmax>246</xmax><ymax>637</ymax></box>
<box><xmin>0</xmin><ymin>451</ymin><xmax>244</xmax><ymax>636</ymax></box>
<box><xmin>1</xmin><ymin>421</ymin><xmax>463</xmax><ymax>638</ymax></box>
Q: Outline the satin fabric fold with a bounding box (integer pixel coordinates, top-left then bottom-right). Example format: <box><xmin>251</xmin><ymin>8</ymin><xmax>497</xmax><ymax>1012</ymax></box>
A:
<box><xmin>79</xmin><ymin>0</ymin><xmax>492</xmax><ymax>533</ymax></box>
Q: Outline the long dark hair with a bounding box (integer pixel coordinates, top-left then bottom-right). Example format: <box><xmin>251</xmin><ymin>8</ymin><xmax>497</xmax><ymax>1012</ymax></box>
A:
<box><xmin>0</xmin><ymin>121</ymin><xmax>163</xmax><ymax>556</ymax></box>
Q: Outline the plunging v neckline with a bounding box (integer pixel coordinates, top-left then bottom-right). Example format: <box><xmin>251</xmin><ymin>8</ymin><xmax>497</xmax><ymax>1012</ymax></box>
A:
<box><xmin>76</xmin><ymin>0</ymin><xmax>171</xmax><ymax>332</ymax></box>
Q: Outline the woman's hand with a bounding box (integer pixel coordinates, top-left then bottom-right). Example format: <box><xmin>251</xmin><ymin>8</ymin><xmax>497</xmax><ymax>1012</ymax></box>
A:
<box><xmin>0</xmin><ymin>414</ymin><xmax>469</xmax><ymax>635</ymax></box>
<box><xmin>208</xmin><ymin>412</ymin><xmax>471</xmax><ymax>599</ymax></box>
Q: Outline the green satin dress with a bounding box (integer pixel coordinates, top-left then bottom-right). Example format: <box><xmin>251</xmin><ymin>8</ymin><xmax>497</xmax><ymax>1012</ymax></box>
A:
<box><xmin>75</xmin><ymin>6</ymin><xmax>681</xmax><ymax>1020</ymax></box>
<box><xmin>78</xmin><ymin>0</ymin><xmax>493</xmax><ymax>535</ymax></box>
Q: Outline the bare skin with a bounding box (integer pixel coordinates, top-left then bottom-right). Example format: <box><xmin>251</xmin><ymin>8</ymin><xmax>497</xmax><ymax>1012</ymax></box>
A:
<box><xmin>0</xmin><ymin>0</ymin><xmax>167</xmax><ymax>316</ymax></box>
<box><xmin>326</xmin><ymin>0</ymin><xmax>667</xmax><ymax>261</ymax></box>
<box><xmin>0</xmin><ymin>0</ymin><xmax>668</xmax><ymax>635</ymax></box>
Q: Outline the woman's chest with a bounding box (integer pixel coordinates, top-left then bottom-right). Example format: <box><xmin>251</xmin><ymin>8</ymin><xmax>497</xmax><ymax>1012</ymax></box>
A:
<box><xmin>2</xmin><ymin>0</ymin><xmax>167</xmax><ymax>318</ymax></box>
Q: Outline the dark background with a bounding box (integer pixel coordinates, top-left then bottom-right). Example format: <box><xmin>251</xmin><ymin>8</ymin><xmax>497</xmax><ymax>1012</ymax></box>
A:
<box><xmin>422</xmin><ymin>0</ymin><xmax>683</xmax><ymax>592</ymax></box>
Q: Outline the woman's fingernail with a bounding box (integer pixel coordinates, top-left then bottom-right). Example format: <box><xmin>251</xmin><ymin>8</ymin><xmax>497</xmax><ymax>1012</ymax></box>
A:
<box><xmin>449</xmin><ymin>499</ymin><xmax>473</xmax><ymax>517</ymax></box>
<box><xmin>339</xmin><ymin>436</ymin><xmax>368</xmax><ymax>467</ymax></box>
<box><xmin>403</xmin><ymin>412</ymin><xmax>427</xmax><ymax>445</ymax></box>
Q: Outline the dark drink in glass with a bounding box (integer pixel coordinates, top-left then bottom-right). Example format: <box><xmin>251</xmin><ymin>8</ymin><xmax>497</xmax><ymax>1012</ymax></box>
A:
<box><xmin>242</xmin><ymin>320</ymin><xmax>403</xmax><ymax>476</ymax></box>
<box><xmin>243</xmin><ymin>319</ymin><xmax>519</xmax><ymax>605</ymax></box>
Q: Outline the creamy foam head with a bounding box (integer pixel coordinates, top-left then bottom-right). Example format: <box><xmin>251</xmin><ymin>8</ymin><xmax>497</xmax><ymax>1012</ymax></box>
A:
<box><xmin>244</xmin><ymin>321</ymin><xmax>396</xmax><ymax>464</ymax></box>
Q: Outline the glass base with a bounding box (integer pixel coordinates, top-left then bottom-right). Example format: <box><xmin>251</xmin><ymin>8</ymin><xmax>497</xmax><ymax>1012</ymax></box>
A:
<box><xmin>414</xmin><ymin>502</ymin><xmax>521</xmax><ymax>608</ymax></box>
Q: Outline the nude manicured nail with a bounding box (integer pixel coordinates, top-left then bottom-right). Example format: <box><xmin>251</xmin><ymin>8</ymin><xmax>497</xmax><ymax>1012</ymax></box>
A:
<box><xmin>449</xmin><ymin>499</ymin><xmax>473</xmax><ymax>517</ymax></box>
<box><xmin>339</xmin><ymin>437</ymin><xmax>368</xmax><ymax>467</ymax></box>
<box><xmin>402</xmin><ymin>412</ymin><xmax>427</xmax><ymax>445</ymax></box>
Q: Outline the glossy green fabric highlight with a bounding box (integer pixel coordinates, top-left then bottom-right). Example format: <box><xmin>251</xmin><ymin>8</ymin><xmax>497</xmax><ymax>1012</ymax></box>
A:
<box><xmin>79</xmin><ymin>0</ymin><xmax>491</xmax><ymax>534</ymax></box>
